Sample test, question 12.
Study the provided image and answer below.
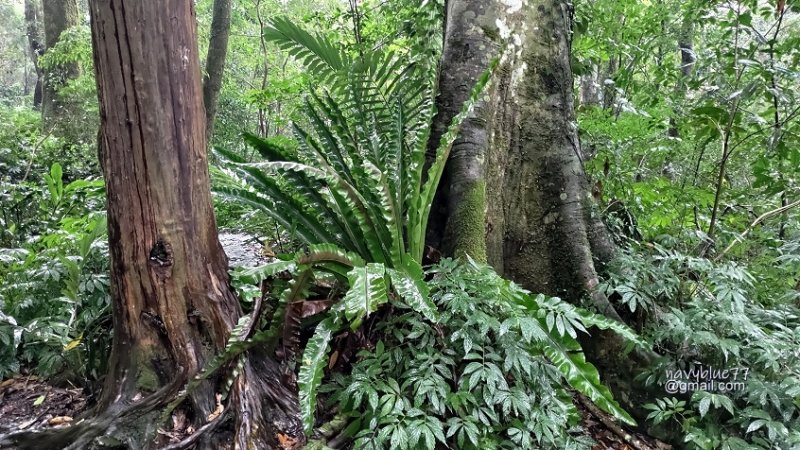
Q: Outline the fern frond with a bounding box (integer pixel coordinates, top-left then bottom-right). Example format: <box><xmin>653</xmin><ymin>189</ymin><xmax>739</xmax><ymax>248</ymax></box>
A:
<box><xmin>387</xmin><ymin>261</ymin><xmax>438</xmax><ymax>322</ymax></box>
<box><xmin>341</xmin><ymin>263</ymin><xmax>389</xmax><ymax>330</ymax></box>
<box><xmin>242</xmin><ymin>132</ymin><xmax>295</xmax><ymax>161</ymax></box>
<box><xmin>298</xmin><ymin>316</ymin><xmax>338</xmax><ymax>434</ymax></box>
<box><xmin>541</xmin><ymin>332</ymin><xmax>637</xmax><ymax>426</ymax></box>
<box><xmin>232</xmin><ymin>260</ymin><xmax>296</xmax><ymax>285</ymax></box>
<box><xmin>263</xmin><ymin>16</ymin><xmax>349</xmax><ymax>87</ymax></box>
<box><xmin>213</xmin><ymin>184</ymin><xmax>333</xmax><ymax>246</ymax></box>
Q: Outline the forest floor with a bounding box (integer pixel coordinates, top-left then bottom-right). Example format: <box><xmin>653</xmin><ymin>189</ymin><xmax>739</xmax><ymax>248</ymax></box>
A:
<box><xmin>0</xmin><ymin>235</ymin><xmax>669</xmax><ymax>449</ymax></box>
<box><xmin>0</xmin><ymin>375</ymin><xmax>668</xmax><ymax>450</ymax></box>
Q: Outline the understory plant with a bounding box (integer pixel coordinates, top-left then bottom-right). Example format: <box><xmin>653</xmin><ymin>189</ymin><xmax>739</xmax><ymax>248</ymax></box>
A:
<box><xmin>321</xmin><ymin>258</ymin><xmax>643</xmax><ymax>449</ymax></box>
<box><xmin>0</xmin><ymin>164</ymin><xmax>110</xmax><ymax>383</ymax></box>
<box><xmin>602</xmin><ymin>244</ymin><xmax>800</xmax><ymax>449</ymax></box>
<box><xmin>212</xmin><ymin>14</ymin><xmax>642</xmax><ymax>442</ymax></box>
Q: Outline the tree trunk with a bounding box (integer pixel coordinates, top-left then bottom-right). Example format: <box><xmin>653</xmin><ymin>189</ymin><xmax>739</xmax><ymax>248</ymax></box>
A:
<box><xmin>41</xmin><ymin>0</ymin><xmax>81</xmax><ymax>127</ymax></box>
<box><xmin>578</xmin><ymin>63</ymin><xmax>602</xmax><ymax>108</ymax></box>
<box><xmin>24</xmin><ymin>0</ymin><xmax>44</xmax><ymax>109</ymax></box>
<box><xmin>425</xmin><ymin>0</ymin><xmax>502</xmax><ymax>262</ymax></box>
<box><xmin>1</xmin><ymin>1</ymin><xmax>300</xmax><ymax>449</ymax></box>
<box><xmin>667</xmin><ymin>16</ymin><xmax>695</xmax><ymax>139</ymax></box>
<box><xmin>203</xmin><ymin>0</ymin><xmax>232</xmax><ymax>144</ymax></box>
<box><xmin>426</xmin><ymin>0</ymin><xmax>670</xmax><ymax>439</ymax></box>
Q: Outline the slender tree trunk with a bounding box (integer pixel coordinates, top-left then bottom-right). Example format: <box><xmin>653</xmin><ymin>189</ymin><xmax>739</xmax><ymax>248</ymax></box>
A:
<box><xmin>41</xmin><ymin>0</ymin><xmax>81</xmax><ymax>127</ymax></box>
<box><xmin>24</xmin><ymin>0</ymin><xmax>44</xmax><ymax>109</ymax></box>
<box><xmin>203</xmin><ymin>0</ymin><xmax>232</xmax><ymax>144</ymax></box>
<box><xmin>578</xmin><ymin>63</ymin><xmax>602</xmax><ymax>108</ymax></box>
<box><xmin>667</xmin><ymin>16</ymin><xmax>695</xmax><ymax>139</ymax></box>
<box><xmin>1</xmin><ymin>2</ymin><xmax>300</xmax><ymax>448</ymax></box>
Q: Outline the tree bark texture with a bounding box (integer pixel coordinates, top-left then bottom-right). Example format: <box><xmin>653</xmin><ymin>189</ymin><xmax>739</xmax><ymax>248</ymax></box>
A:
<box><xmin>41</xmin><ymin>0</ymin><xmax>81</xmax><ymax>126</ymax></box>
<box><xmin>24</xmin><ymin>0</ymin><xmax>44</xmax><ymax>109</ymax></box>
<box><xmin>426</xmin><ymin>0</ymin><xmax>503</xmax><ymax>262</ymax></box>
<box><xmin>445</xmin><ymin>0</ymin><xmax>664</xmax><ymax>435</ymax></box>
<box><xmin>203</xmin><ymin>0</ymin><xmax>232</xmax><ymax>144</ymax></box>
<box><xmin>0</xmin><ymin>1</ymin><xmax>302</xmax><ymax>448</ymax></box>
<box><xmin>578</xmin><ymin>63</ymin><xmax>602</xmax><ymax>108</ymax></box>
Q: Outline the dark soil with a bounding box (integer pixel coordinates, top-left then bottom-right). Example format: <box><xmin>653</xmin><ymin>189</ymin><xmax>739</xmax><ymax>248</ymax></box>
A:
<box><xmin>0</xmin><ymin>376</ymin><xmax>86</xmax><ymax>435</ymax></box>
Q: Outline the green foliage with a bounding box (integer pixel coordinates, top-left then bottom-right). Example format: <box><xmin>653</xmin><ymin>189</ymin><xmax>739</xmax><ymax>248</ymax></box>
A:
<box><xmin>212</xmin><ymin>14</ymin><xmax>504</xmax><ymax>436</ymax></box>
<box><xmin>215</xmin><ymin>17</ymin><xmax>496</xmax><ymax>264</ymax></box>
<box><xmin>603</xmin><ymin>244</ymin><xmax>800</xmax><ymax>448</ymax></box>
<box><xmin>0</xmin><ymin>164</ymin><xmax>110</xmax><ymax>382</ymax></box>
<box><xmin>321</xmin><ymin>259</ymin><xmax>639</xmax><ymax>449</ymax></box>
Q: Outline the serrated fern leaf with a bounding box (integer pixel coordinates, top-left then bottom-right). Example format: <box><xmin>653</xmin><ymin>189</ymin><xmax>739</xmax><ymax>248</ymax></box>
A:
<box><xmin>341</xmin><ymin>263</ymin><xmax>389</xmax><ymax>330</ymax></box>
<box><xmin>298</xmin><ymin>316</ymin><xmax>337</xmax><ymax>435</ymax></box>
<box><xmin>263</xmin><ymin>17</ymin><xmax>348</xmax><ymax>87</ymax></box>
<box><xmin>387</xmin><ymin>263</ymin><xmax>438</xmax><ymax>322</ymax></box>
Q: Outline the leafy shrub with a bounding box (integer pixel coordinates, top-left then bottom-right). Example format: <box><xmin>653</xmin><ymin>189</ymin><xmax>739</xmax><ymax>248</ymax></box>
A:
<box><xmin>0</xmin><ymin>164</ymin><xmax>110</xmax><ymax>384</ymax></box>
<box><xmin>320</xmin><ymin>259</ymin><xmax>642</xmax><ymax>449</ymax></box>
<box><xmin>603</xmin><ymin>245</ymin><xmax>800</xmax><ymax>449</ymax></box>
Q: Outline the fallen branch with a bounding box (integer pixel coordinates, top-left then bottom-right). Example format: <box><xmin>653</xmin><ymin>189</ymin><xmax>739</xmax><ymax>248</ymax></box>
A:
<box><xmin>715</xmin><ymin>197</ymin><xmax>800</xmax><ymax>261</ymax></box>
<box><xmin>576</xmin><ymin>393</ymin><xmax>656</xmax><ymax>450</ymax></box>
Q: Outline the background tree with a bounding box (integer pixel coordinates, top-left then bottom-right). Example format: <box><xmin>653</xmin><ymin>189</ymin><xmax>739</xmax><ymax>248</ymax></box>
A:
<box><xmin>23</xmin><ymin>0</ymin><xmax>44</xmax><ymax>108</ymax></box>
<box><xmin>203</xmin><ymin>0</ymin><xmax>232</xmax><ymax>144</ymax></box>
<box><xmin>41</xmin><ymin>0</ymin><xmax>80</xmax><ymax>128</ymax></box>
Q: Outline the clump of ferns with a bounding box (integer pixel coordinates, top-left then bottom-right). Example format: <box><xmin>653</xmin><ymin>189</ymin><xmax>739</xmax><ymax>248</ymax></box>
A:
<box><xmin>209</xmin><ymin>16</ymin><xmax>644</xmax><ymax>440</ymax></box>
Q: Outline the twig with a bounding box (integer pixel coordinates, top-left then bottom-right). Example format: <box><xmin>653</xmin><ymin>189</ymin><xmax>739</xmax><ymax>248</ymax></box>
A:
<box><xmin>576</xmin><ymin>394</ymin><xmax>655</xmax><ymax>450</ymax></box>
<box><xmin>715</xmin><ymin>197</ymin><xmax>800</xmax><ymax>261</ymax></box>
<box><xmin>21</xmin><ymin>129</ymin><xmax>53</xmax><ymax>183</ymax></box>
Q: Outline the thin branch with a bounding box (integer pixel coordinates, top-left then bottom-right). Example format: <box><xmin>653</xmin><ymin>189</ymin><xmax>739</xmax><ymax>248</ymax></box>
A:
<box><xmin>715</xmin><ymin>197</ymin><xmax>800</xmax><ymax>261</ymax></box>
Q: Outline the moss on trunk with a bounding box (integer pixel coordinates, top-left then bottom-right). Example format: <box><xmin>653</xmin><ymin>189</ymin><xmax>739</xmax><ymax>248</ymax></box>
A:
<box><xmin>445</xmin><ymin>180</ymin><xmax>487</xmax><ymax>262</ymax></box>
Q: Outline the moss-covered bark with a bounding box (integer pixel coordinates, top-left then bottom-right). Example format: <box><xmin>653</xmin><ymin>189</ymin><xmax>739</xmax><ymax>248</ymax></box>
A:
<box><xmin>445</xmin><ymin>180</ymin><xmax>488</xmax><ymax>262</ymax></box>
<box><xmin>426</xmin><ymin>0</ymin><xmax>501</xmax><ymax>261</ymax></box>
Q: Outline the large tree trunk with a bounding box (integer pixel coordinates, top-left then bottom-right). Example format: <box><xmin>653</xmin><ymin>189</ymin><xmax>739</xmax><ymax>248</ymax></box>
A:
<box><xmin>428</xmin><ymin>0</ymin><xmax>670</xmax><ymax>440</ymax></box>
<box><xmin>41</xmin><ymin>0</ymin><xmax>81</xmax><ymax>127</ymax></box>
<box><xmin>24</xmin><ymin>0</ymin><xmax>44</xmax><ymax>109</ymax></box>
<box><xmin>203</xmin><ymin>0</ymin><xmax>232</xmax><ymax>144</ymax></box>
<box><xmin>1</xmin><ymin>1</ymin><xmax>300</xmax><ymax>449</ymax></box>
<box><xmin>483</xmin><ymin>0</ymin><xmax>665</xmax><ymax>434</ymax></box>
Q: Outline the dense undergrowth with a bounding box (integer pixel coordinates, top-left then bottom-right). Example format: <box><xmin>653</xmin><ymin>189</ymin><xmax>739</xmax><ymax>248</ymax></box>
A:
<box><xmin>1</xmin><ymin>0</ymin><xmax>800</xmax><ymax>449</ymax></box>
